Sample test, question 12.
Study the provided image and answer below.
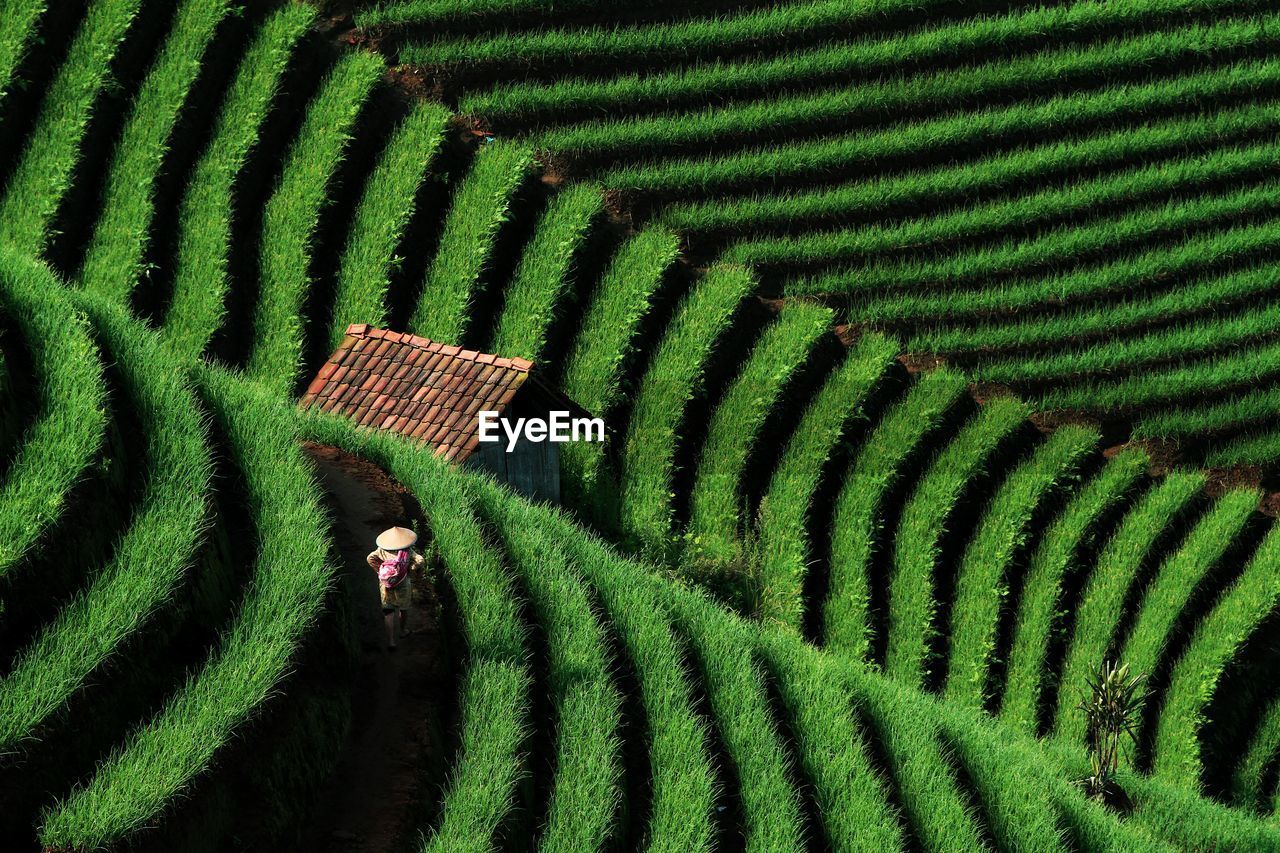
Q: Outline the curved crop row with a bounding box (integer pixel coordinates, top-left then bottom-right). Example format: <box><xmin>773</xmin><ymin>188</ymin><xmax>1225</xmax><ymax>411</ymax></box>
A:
<box><xmin>756</xmin><ymin>332</ymin><xmax>896</xmax><ymax>628</ymax></box>
<box><xmin>40</xmin><ymin>363</ymin><xmax>332</xmax><ymax>849</ymax></box>
<box><xmin>0</xmin><ymin>251</ymin><xmax>106</xmax><ymax>579</ymax></box>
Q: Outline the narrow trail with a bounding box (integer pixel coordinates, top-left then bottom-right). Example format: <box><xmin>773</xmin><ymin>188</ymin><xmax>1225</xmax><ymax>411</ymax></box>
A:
<box><xmin>301</xmin><ymin>443</ymin><xmax>450</xmax><ymax>853</ymax></box>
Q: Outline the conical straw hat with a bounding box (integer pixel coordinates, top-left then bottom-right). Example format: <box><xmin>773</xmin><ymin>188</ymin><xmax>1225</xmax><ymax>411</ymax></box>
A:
<box><xmin>376</xmin><ymin>526</ymin><xmax>417</xmax><ymax>550</ymax></box>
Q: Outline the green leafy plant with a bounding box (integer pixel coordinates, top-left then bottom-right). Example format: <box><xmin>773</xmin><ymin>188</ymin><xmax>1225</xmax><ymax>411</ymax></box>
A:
<box><xmin>1076</xmin><ymin>660</ymin><xmax>1146</xmax><ymax>805</ymax></box>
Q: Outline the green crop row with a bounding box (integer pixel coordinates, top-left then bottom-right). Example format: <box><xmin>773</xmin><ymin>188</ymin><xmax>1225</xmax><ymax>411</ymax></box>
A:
<box><xmin>1118</xmin><ymin>487</ymin><xmax>1259</xmax><ymax>764</ymax></box>
<box><xmin>601</xmin><ymin>55</ymin><xmax>1280</xmax><ymax>196</ymax></box>
<box><xmin>0</xmin><ymin>289</ymin><xmax>213</xmax><ymax>755</ymax></box>
<box><xmin>664</xmin><ymin>590</ymin><xmax>806</xmax><ymax>849</ymax></box>
<box><xmin>1233</xmin><ymin>694</ymin><xmax>1280</xmax><ymax>812</ymax></box>
<box><xmin>757</xmin><ymin>633</ymin><xmax>909</xmax><ymax>849</ymax></box>
<box><xmin>558</xmin><ymin>227</ymin><xmax>680</xmax><ymax>508</ymax></box>
<box><xmin>945</xmin><ymin>425</ymin><xmax>1097</xmax><ymax>709</ymax></box>
<box><xmin>400</xmin><ymin>0</ymin><xmax>937</xmax><ymax>68</ymax></box>
<box><xmin>477</xmin><ymin>493</ymin><xmax>622</xmax><ymax>852</ymax></box>
<box><xmin>1053</xmin><ymin>471</ymin><xmax>1206</xmax><ymax>744</ymax></box>
<box><xmin>659</xmin><ymin>101</ymin><xmax>1280</xmax><ymax>235</ymax></box>
<box><xmin>886</xmin><ymin>396</ymin><xmax>1027</xmax><ymax>687</ymax></box>
<box><xmin>330</xmin><ymin>100</ymin><xmax>452</xmax><ymax>350</ymax></box>
<box><xmin>0</xmin><ymin>0</ymin><xmax>144</xmax><ymax>255</ymax></box>
<box><xmin>0</xmin><ymin>252</ymin><xmax>106</xmax><ymax>579</ymax></box>
<box><xmin>162</xmin><ymin>5</ymin><xmax>313</xmax><ymax>363</ymax></box>
<box><xmin>77</xmin><ymin>0</ymin><xmax>234</xmax><ymax>300</ymax></box>
<box><xmin>923</xmin><ymin>259</ymin><xmax>1280</xmax><ymax>357</ymax></box>
<box><xmin>0</xmin><ymin>0</ymin><xmax>46</xmax><ymax>106</ymax></box>
<box><xmin>532</xmin><ymin>18</ymin><xmax>1280</xmax><ymax>161</ymax></box>
<box><xmin>1204</xmin><ymin>427</ymin><xmax>1280</xmax><ymax>467</ymax></box>
<box><xmin>813</xmin><ymin>179</ymin><xmax>1280</xmax><ymax>295</ymax></box>
<box><xmin>728</xmin><ymin>138</ymin><xmax>1280</xmax><ymax>270</ymax></box>
<box><xmin>360</xmin><ymin>0</ymin><xmax>670</xmax><ymax>28</ymax></box>
<box><xmin>247</xmin><ymin>51</ymin><xmax>382</xmax><ymax>392</ymax></box>
<box><xmin>1135</xmin><ymin>384</ymin><xmax>1280</xmax><ymax>441</ymax></box>
<box><xmin>460</xmin><ymin>0</ymin><xmax>1267</xmax><ymax>124</ymax></box>
<box><xmin>619</xmin><ymin>263</ymin><xmax>756</xmax><ymax>557</ymax></box>
<box><xmin>823</xmin><ymin>368</ymin><xmax>967</xmax><ymax>660</ymax></box>
<box><xmin>554</xmin><ymin>511</ymin><xmax>717</xmax><ymax>851</ymax></box>
<box><xmin>489</xmin><ymin>182</ymin><xmax>603</xmax><ymax>362</ymax></box>
<box><xmin>999</xmin><ymin>450</ymin><xmax>1148</xmax><ymax>735</ymax></box>
<box><xmin>410</xmin><ymin>139</ymin><xmax>536</xmax><ymax>343</ymax></box>
<box><xmin>40</xmin><ymin>364</ymin><xmax>334</xmax><ymax>849</ymax></box>
<box><xmin>973</xmin><ymin>304</ymin><xmax>1280</xmax><ymax>389</ymax></box>
<box><xmin>835</xmin><ymin>213</ymin><xmax>1280</xmax><ymax>324</ymax></box>
<box><xmin>685</xmin><ymin>302</ymin><xmax>832</xmax><ymax>568</ymax></box>
<box><xmin>855</xmin><ymin>668</ymin><xmax>985</xmax><ymax>848</ymax></box>
<box><xmin>1151</xmin><ymin>516</ymin><xmax>1280</xmax><ymax>784</ymax></box>
<box><xmin>1040</xmin><ymin>337</ymin><xmax>1280</xmax><ymax>414</ymax></box>
<box><xmin>756</xmin><ymin>333</ymin><xmax>895</xmax><ymax>628</ymax></box>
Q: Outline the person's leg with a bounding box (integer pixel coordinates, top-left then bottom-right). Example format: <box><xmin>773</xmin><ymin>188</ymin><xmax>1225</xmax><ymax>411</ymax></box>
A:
<box><xmin>384</xmin><ymin>609</ymin><xmax>397</xmax><ymax>648</ymax></box>
<box><xmin>399</xmin><ymin>608</ymin><xmax>408</xmax><ymax>637</ymax></box>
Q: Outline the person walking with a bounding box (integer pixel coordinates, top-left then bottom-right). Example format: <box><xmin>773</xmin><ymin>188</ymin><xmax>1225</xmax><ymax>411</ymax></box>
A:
<box><xmin>367</xmin><ymin>526</ymin><xmax>424</xmax><ymax>650</ymax></box>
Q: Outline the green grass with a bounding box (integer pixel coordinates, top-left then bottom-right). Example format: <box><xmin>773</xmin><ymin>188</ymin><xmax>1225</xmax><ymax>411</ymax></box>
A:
<box><xmin>885</xmin><ymin>396</ymin><xmax>1027</xmax><ymax>687</ymax></box>
<box><xmin>1135</xmin><ymin>385</ymin><xmax>1280</xmax><ymax>442</ymax></box>
<box><xmin>755</xmin><ymin>632</ymin><xmax>907</xmax><ymax>850</ymax></box>
<box><xmin>944</xmin><ymin>424</ymin><xmax>1097</xmax><ymax>709</ymax></box>
<box><xmin>1151</xmin><ymin>517</ymin><xmax>1280</xmax><ymax>785</ymax></box>
<box><xmin>530</xmin><ymin>18</ymin><xmax>1280</xmax><ymax>161</ymax></box>
<box><xmin>423</xmin><ymin>661</ymin><xmax>531</xmax><ymax>853</ymax></box>
<box><xmin>39</xmin><ymin>364</ymin><xmax>332</xmax><ymax>849</ymax></box>
<box><xmin>400</xmin><ymin>0</ymin><xmax>938</xmax><ymax>67</ymax></box>
<box><xmin>76</xmin><ymin>0</ymin><xmax>234</xmax><ymax>299</ymax></box>
<box><xmin>685</xmin><ymin>302</ymin><xmax>832</xmax><ymax>568</ymax></box>
<box><xmin>558</xmin><ymin>226</ymin><xmax>680</xmax><ymax>507</ymax></box>
<box><xmin>601</xmin><ymin>56</ymin><xmax>1280</xmax><ymax>195</ymax></box>
<box><xmin>664</xmin><ymin>586</ymin><xmax>806</xmax><ymax>850</ymax></box>
<box><xmin>460</xmin><ymin>0</ymin><xmax>1266</xmax><ymax>124</ymax></box>
<box><xmin>474</xmin><ymin>489</ymin><xmax>622</xmax><ymax>852</ymax></box>
<box><xmin>488</xmin><ymin>182</ymin><xmax>603</xmax><ymax>362</ymax></box>
<box><xmin>0</xmin><ymin>0</ymin><xmax>144</xmax><ymax>255</ymax></box>
<box><xmin>823</xmin><ymin>368</ymin><xmax>967</xmax><ymax>660</ymax></box>
<box><xmin>1117</xmin><ymin>486</ymin><xmax>1259</xmax><ymax>764</ymax></box>
<box><xmin>329</xmin><ymin>100</ymin><xmax>452</xmax><ymax>350</ymax></box>
<box><xmin>727</xmin><ymin>137</ymin><xmax>1280</xmax><ymax>270</ymax></box>
<box><xmin>0</xmin><ymin>0</ymin><xmax>47</xmax><ymax>106</ymax></box>
<box><xmin>410</xmin><ymin>139</ymin><xmax>536</xmax><ymax>343</ymax></box>
<box><xmin>805</xmin><ymin>179</ymin><xmax>1280</xmax><ymax>295</ymax></box>
<box><xmin>619</xmin><ymin>263</ymin><xmax>755</xmax><ymax>558</ymax></box>
<box><xmin>1204</xmin><ymin>427</ymin><xmax>1280</xmax><ymax>467</ymax></box>
<box><xmin>852</xmin><ymin>667</ymin><xmax>986</xmax><ymax>850</ymax></box>
<box><xmin>833</xmin><ymin>212</ymin><xmax>1280</xmax><ymax>324</ymax></box>
<box><xmin>0</xmin><ymin>250</ymin><xmax>106</xmax><ymax>579</ymax></box>
<box><xmin>161</xmin><ymin>4</ymin><xmax>313</xmax><ymax>363</ymax></box>
<box><xmin>246</xmin><ymin>51</ymin><xmax>382</xmax><ymax>392</ymax></box>
<box><xmin>0</xmin><ymin>289</ymin><xmax>212</xmax><ymax>754</ymax></box>
<box><xmin>1053</xmin><ymin>470</ymin><xmax>1206</xmax><ymax>744</ymax></box>
<box><xmin>1233</xmin><ymin>694</ymin><xmax>1280</xmax><ymax>812</ymax></box>
<box><xmin>659</xmin><ymin>101</ymin><xmax>1280</xmax><ymax>234</ymax></box>
<box><xmin>1040</xmin><ymin>336</ymin><xmax>1280</xmax><ymax>414</ymax></box>
<box><xmin>999</xmin><ymin>450</ymin><xmax>1148</xmax><ymax>734</ymax></box>
<box><xmin>756</xmin><ymin>332</ymin><xmax>895</xmax><ymax>628</ymax></box>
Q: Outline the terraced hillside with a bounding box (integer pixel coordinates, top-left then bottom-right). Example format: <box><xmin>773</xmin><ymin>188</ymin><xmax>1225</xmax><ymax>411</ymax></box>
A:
<box><xmin>361</xmin><ymin>0</ymin><xmax>1280</xmax><ymax>465</ymax></box>
<box><xmin>4</xmin><ymin>0</ymin><xmax>1280</xmax><ymax>850</ymax></box>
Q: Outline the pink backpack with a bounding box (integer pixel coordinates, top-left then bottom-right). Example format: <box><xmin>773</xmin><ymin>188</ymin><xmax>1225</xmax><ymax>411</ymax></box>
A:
<box><xmin>379</xmin><ymin>549</ymin><xmax>410</xmax><ymax>588</ymax></box>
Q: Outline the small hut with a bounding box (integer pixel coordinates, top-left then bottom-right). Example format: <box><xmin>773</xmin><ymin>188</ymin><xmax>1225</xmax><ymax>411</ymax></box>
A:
<box><xmin>300</xmin><ymin>324</ymin><xmax>592</xmax><ymax>503</ymax></box>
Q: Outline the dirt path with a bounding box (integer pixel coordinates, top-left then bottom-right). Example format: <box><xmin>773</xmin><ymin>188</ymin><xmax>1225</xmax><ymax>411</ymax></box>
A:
<box><xmin>301</xmin><ymin>443</ymin><xmax>450</xmax><ymax>853</ymax></box>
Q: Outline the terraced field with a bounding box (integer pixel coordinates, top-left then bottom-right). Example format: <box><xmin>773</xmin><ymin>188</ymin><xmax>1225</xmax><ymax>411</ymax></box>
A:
<box><xmin>363</xmin><ymin>0</ymin><xmax>1280</xmax><ymax>465</ymax></box>
<box><xmin>3</xmin><ymin>0</ymin><xmax>1280</xmax><ymax>850</ymax></box>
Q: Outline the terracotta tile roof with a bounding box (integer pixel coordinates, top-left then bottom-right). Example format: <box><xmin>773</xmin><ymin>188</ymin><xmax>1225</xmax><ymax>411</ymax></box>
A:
<box><xmin>300</xmin><ymin>324</ymin><xmax>535</xmax><ymax>462</ymax></box>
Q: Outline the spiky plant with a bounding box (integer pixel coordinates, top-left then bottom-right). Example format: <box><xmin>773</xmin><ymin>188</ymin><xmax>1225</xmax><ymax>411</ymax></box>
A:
<box><xmin>1077</xmin><ymin>659</ymin><xmax>1147</xmax><ymax>803</ymax></box>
